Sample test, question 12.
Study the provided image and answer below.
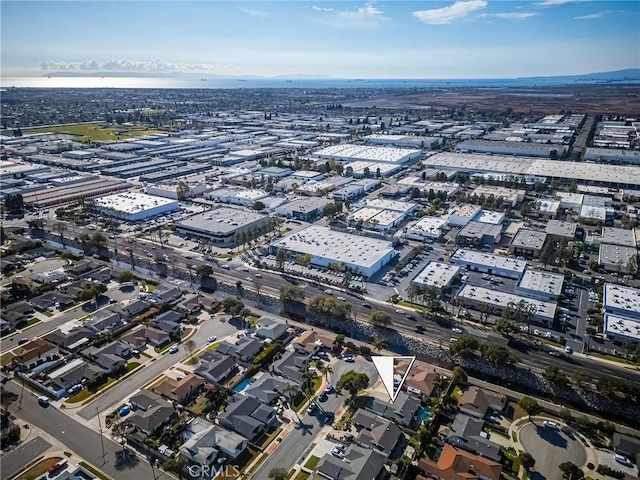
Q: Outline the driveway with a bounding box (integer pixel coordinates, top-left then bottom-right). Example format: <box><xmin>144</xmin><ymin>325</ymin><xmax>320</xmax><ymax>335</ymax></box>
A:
<box><xmin>331</xmin><ymin>358</ymin><xmax>378</xmax><ymax>388</ymax></box>
<box><xmin>519</xmin><ymin>422</ymin><xmax>587</xmax><ymax>480</ymax></box>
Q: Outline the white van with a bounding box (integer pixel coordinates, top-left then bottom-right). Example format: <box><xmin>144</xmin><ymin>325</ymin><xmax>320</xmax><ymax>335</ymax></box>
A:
<box><xmin>38</xmin><ymin>396</ymin><xmax>50</xmax><ymax>407</ymax></box>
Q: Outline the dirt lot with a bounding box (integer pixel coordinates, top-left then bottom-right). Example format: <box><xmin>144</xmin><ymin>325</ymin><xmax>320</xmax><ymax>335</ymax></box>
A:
<box><xmin>342</xmin><ymin>85</ymin><xmax>640</xmax><ymax>115</ymax></box>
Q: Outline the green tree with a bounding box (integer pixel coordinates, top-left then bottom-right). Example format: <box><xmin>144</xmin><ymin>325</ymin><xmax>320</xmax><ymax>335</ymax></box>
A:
<box><xmin>451</xmin><ymin>366</ymin><xmax>467</xmax><ymax>385</ymax></box>
<box><xmin>559</xmin><ymin>462</ymin><xmax>584</xmax><ymax>480</ymax></box>
<box><xmin>253</xmin><ymin>201</ymin><xmax>266</xmax><ymax>211</ymax></box>
<box><xmin>333</xmin><ymin>334</ymin><xmax>345</xmax><ymax>354</ymax></box>
<box><xmin>268</xmin><ymin>468</ymin><xmax>288</xmax><ymax>480</ymax></box>
<box><xmin>176</xmin><ymin>181</ymin><xmax>190</xmax><ymax>200</ymax></box>
<box><xmin>558</xmin><ymin>407</ymin><xmax>573</xmax><ymax>423</ymax></box>
<box><xmin>495</xmin><ymin>317</ymin><xmax>519</xmax><ymax>337</ymax></box>
<box><xmin>117</xmin><ymin>270</ymin><xmax>133</xmax><ymax>283</ymax></box>
<box><xmin>323</xmin><ymin>202</ymin><xmax>338</xmax><ymax>217</ymax></box>
<box><xmin>543</xmin><ymin>365</ymin><xmax>568</xmax><ymax>385</ymax></box>
<box><xmin>279</xmin><ymin>286</ymin><xmax>305</xmax><ymax>302</ymax></box>
<box><xmin>368</xmin><ymin>310</ymin><xmax>392</xmax><ymax>328</ymax></box>
<box><xmin>336</xmin><ymin>371</ymin><xmax>369</xmax><ymax>398</ymax></box>
<box><xmin>275</xmin><ymin>247</ymin><xmax>288</xmax><ymax>271</ymax></box>
<box><xmin>520</xmin><ymin>452</ymin><xmax>536</xmax><ymax>471</ymax></box>
<box><xmin>370</xmin><ymin>338</ymin><xmax>387</xmax><ymax>353</ymax></box>
<box><xmin>221</xmin><ymin>297</ymin><xmax>244</xmax><ymax>315</ymax></box>
<box><xmin>296</xmin><ymin>253</ymin><xmax>312</xmax><ymax>272</ymax></box>
<box><xmin>449</xmin><ymin>335</ymin><xmax>479</xmax><ymax>358</ymax></box>
<box><xmin>518</xmin><ymin>396</ymin><xmax>541</xmax><ymax>419</ymax></box>
<box><xmin>422</xmin><ymin>285</ymin><xmax>442</xmax><ymax>311</ymax></box>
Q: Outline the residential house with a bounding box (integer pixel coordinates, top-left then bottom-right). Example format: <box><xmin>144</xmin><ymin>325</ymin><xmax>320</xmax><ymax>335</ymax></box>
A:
<box><xmin>117</xmin><ymin>299</ymin><xmax>151</xmax><ymax>319</ymax></box>
<box><xmin>120</xmin><ymin>325</ymin><xmax>170</xmax><ymax>348</ymax></box>
<box><xmin>12</xmin><ymin>338</ymin><xmax>61</xmax><ymax>372</ymax></box>
<box><xmin>179</xmin><ymin>295</ymin><xmax>203</xmax><ymax>315</ymax></box>
<box><xmin>81</xmin><ymin>341</ymin><xmax>131</xmax><ymax>372</ymax></box>
<box><xmin>418</xmin><ymin>444</ymin><xmax>502</xmax><ymax>480</ymax></box>
<box><xmin>613</xmin><ymin>433</ymin><xmax>640</xmax><ymax>465</ymax></box>
<box><xmin>65</xmin><ymin>259</ymin><xmax>101</xmax><ymax>278</ymax></box>
<box><xmin>255</xmin><ymin>317</ymin><xmax>289</xmax><ymax>341</ymax></box>
<box><xmin>444</xmin><ymin>413</ymin><xmax>502</xmax><ymax>462</ymax></box>
<box><xmin>195</xmin><ymin>351</ymin><xmax>238</xmax><ymax>384</ymax></box>
<box><xmin>0</xmin><ymin>319</ymin><xmax>13</xmax><ymax>335</ymax></box>
<box><xmin>364</xmin><ymin>392</ymin><xmax>421</xmax><ymax>429</ymax></box>
<box><xmin>459</xmin><ymin>387</ymin><xmax>507</xmax><ymax>419</ymax></box>
<box><xmin>217</xmin><ymin>394</ymin><xmax>276</xmax><ymax>442</ymax></box>
<box><xmin>292</xmin><ymin>329</ymin><xmax>332</xmax><ymax>355</ymax></box>
<box><xmin>127</xmin><ymin>398</ymin><xmax>175</xmax><ymax>435</ymax></box>
<box><xmin>271</xmin><ymin>350</ymin><xmax>310</xmax><ymax>383</ymax></box>
<box><xmin>48</xmin><ymin>358</ymin><xmax>107</xmax><ymax>393</ymax></box>
<box><xmin>148</xmin><ymin>285</ymin><xmax>183</xmax><ymax>305</ymax></box>
<box><xmin>180</xmin><ymin>418</ymin><xmax>247</xmax><ymax>466</ymax></box>
<box><xmin>130</xmin><ymin>390</ymin><xmax>165</xmax><ymax>411</ymax></box>
<box><xmin>352</xmin><ymin>409</ymin><xmax>404</xmax><ymax>459</ymax></box>
<box><xmin>30</xmin><ymin>291</ymin><xmax>75</xmax><ymax>311</ymax></box>
<box><xmin>243</xmin><ymin>374</ymin><xmax>300</xmax><ymax>405</ymax></box>
<box><xmin>216</xmin><ymin>336</ymin><xmax>263</xmax><ymax>364</ymax></box>
<box><xmin>85</xmin><ymin>309</ymin><xmax>123</xmax><ymax>334</ymax></box>
<box><xmin>151</xmin><ymin>310</ymin><xmax>184</xmax><ymax>335</ymax></box>
<box><xmin>1</xmin><ymin>301</ymin><xmax>34</xmax><ymax>329</ymax></box>
<box><xmin>44</xmin><ymin>327</ymin><xmax>95</xmax><ymax>352</ymax></box>
<box><xmin>153</xmin><ymin>373</ymin><xmax>206</xmax><ymax>405</ymax></box>
<box><xmin>315</xmin><ymin>445</ymin><xmax>388</xmax><ymax>480</ymax></box>
<box><xmin>404</xmin><ymin>364</ymin><xmax>439</xmax><ymax>398</ymax></box>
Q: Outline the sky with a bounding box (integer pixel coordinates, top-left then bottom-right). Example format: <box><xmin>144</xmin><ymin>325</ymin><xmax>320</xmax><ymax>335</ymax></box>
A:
<box><xmin>1</xmin><ymin>0</ymin><xmax>639</xmax><ymax>79</ymax></box>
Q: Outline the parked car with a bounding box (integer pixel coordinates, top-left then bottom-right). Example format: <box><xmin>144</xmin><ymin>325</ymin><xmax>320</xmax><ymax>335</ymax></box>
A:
<box><xmin>344</xmin><ymin>356</ymin><xmax>355</xmax><ymax>363</ymax></box>
<box><xmin>543</xmin><ymin>420</ymin><xmax>558</xmax><ymax>429</ymax></box>
<box><xmin>331</xmin><ymin>447</ymin><xmax>345</xmax><ymax>458</ymax></box>
<box><xmin>208</xmin><ymin>336</ymin><xmax>217</xmax><ymax>343</ymax></box>
<box><xmin>169</xmin><ymin>346</ymin><xmax>179</xmax><ymax>354</ymax></box>
<box><xmin>451</xmin><ymin>327</ymin><xmax>463</xmax><ymax>334</ymax></box>
<box><xmin>614</xmin><ymin>454</ymin><xmax>632</xmax><ymax>467</ymax></box>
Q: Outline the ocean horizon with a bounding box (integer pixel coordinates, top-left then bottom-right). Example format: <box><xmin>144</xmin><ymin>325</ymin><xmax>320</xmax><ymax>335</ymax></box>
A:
<box><xmin>2</xmin><ymin>75</ymin><xmax>638</xmax><ymax>90</ymax></box>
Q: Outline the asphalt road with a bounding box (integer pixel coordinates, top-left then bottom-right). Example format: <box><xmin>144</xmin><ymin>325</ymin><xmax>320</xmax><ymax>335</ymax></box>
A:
<box><xmin>5</xmin><ymin>380</ymin><xmax>170</xmax><ymax>480</ymax></box>
<box><xmin>2</xmin><ymin>436</ymin><xmax>52</xmax><ymax>479</ymax></box>
<box><xmin>77</xmin><ymin>313</ymin><xmax>241</xmax><ymax>420</ymax></box>
<box><xmin>250</xmin><ymin>390</ymin><xmax>345</xmax><ymax>479</ymax></box>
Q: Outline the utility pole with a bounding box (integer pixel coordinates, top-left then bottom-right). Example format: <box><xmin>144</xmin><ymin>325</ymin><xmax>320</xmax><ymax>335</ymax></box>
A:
<box><xmin>96</xmin><ymin>407</ymin><xmax>107</xmax><ymax>465</ymax></box>
<box><xmin>18</xmin><ymin>375</ymin><xmax>25</xmax><ymax>410</ymax></box>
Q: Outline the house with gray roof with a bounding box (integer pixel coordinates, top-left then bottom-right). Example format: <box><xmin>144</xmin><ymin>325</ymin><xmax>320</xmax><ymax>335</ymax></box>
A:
<box><xmin>180</xmin><ymin>419</ymin><xmax>247</xmax><ymax>466</ymax></box>
<box><xmin>243</xmin><ymin>374</ymin><xmax>300</xmax><ymax>405</ymax></box>
<box><xmin>85</xmin><ymin>309</ymin><xmax>123</xmax><ymax>334</ymax></box>
<box><xmin>148</xmin><ymin>285</ymin><xmax>183</xmax><ymax>305</ymax></box>
<box><xmin>217</xmin><ymin>394</ymin><xmax>276</xmax><ymax>442</ymax></box>
<box><xmin>255</xmin><ymin>317</ymin><xmax>289</xmax><ymax>341</ymax></box>
<box><xmin>216</xmin><ymin>336</ymin><xmax>263</xmax><ymax>364</ymax></box>
<box><xmin>271</xmin><ymin>350</ymin><xmax>310</xmax><ymax>383</ymax></box>
<box><xmin>44</xmin><ymin>327</ymin><xmax>95</xmax><ymax>351</ymax></box>
<box><xmin>81</xmin><ymin>340</ymin><xmax>131</xmax><ymax>372</ymax></box>
<box><xmin>195</xmin><ymin>351</ymin><xmax>237</xmax><ymax>384</ymax></box>
<box><xmin>352</xmin><ymin>409</ymin><xmax>404</xmax><ymax>459</ymax></box>
<box><xmin>315</xmin><ymin>445</ymin><xmax>388</xmax><ymax>480</ymax></box>
<box><xmin>444</xmin><ymin>413</ymin><xmax>502</xmax><ymax>462</ymax></box>
<box><xmin>364</xmin><ymin>392</ymin><xmax>421</xmax><ymax>429</ymax></box>
<box><xmin>128</xmin><ymin>402</ymin><xmax>175</xmax><ymax>435</ymax></box>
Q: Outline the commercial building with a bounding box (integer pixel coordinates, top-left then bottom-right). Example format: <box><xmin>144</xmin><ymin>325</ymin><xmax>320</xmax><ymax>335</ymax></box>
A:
<box><xmin>349</xmin><ymin>207</ymin><xmax>405</xmax><ymax>231</ymax></box>
<box><xmin>458</xmin><ymin>285</ymin><xmax>557</xmax><ymax>324</ymax></box>
<box><xmin>270</xmin><ymin>225</ymin><xmax>397</xmax><ymax>277</ymax></box>
<box><xmin>598</xmin><ymin>244</ymin><xmax>637</xmax><ymax>272</ymax></box>
<box><xmin>206</xmin><ymin>188</ymin><xmax>270</xmax><ymax>207</ymax></box>
<box><xmin>93</xmin><ymin>192</ymin><xmax>179</xmax><ymax>221</ymax></box>
<box><xmin>603</xmin><ymin>283</ymin><xmax>640</xmax><ymax>343</ymax></box>
<box><xmin>447</xmin><ymin>204</ymin><xmax>482</xmax><ymax>227</ymax></box>
<box><xmin>515</xmin><ymin>270</ymin><xmax>564</xmax><ymax>301</ymax></box>
<box><xmin>579</xmin><ymin>205</ymin><xmax>607</xmax><ymax>224</ymax></box>
<box><xmin>458</xmin><ymin>139</ymin><xmax>566</xmax><ymax>158</ymax></box>
<box><xmin>455</xmin><ymin>222</ymin><xmax>502</xmax><ymax>248</ymax></box>
<box><xmin>476</xmin><ymin>210</ymin><xmax>505</xmax><ymax>225</ymax></box>
<box><xmin>313</xmin><ymin>144</ymin><xmax>422</xmax><ymax>164</ymax></box>
<box><xmin>532</xmin><ymin>199</ymin><xmax>560</xmax><ymax>219</ymax></box>
<box><xmin>509</xmin><ymin>229</ymin><xmax>548</xmax><ymax>258</ymax></box>
<box><xmin>274</xmin><ymin>197</ymin><xmax>329</xmax><ymax>221</ymax></box>
<box><xmin>450</xmin><ymin>249</ymin><xmax>527</xmax><ymax>279</ymax></box>
<box><xmin>601</xmin><ymin>227</ymin><xmax>637</xmax><ymax>247</ymax></box>
<box><xmin>472</xmin><ymin>185</ymin><xmax>526</xmax><ymax>207</ymax></box>
<box><xmin>584</xmin><ymin>148</ymin><xmax>640</xmax><ymax>165</ymax></box>
<box><xmin>545</xmin><ymin>220</ymin><xmax>577</xmax><ymax>241</ymax></box>
<box><xmin>412</xmin><ymin>262</ymin><xmax>461</xmax><ymax>288</ymax></box>
<box><xmin>554</xmin><ymin>192</ymin><xmax>584</xmax><ymax>211</ymax></box>
<box><xmin>406</xmin><ymin>217</ymin><xmax>448</xmax><ymax>240</ymax></box>
<box><xmin>366</xmin><ymin>198</ymin><xmax>418</xmax><ymax>215</ymax></box>
<box><xmin>177</xmin><ymin>208</ymin><xmax>269</xmax><ymax>247</ymax></box>
<box><xmin>21</xmin><ymin>177</ymin><xmax>130</xmax><ymax>208</ymax></box>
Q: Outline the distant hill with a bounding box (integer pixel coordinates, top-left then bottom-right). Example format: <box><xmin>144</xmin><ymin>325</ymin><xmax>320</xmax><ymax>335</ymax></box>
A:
<box><xmin>518</xmin><ymin>68</ymin><xmax>640</xmax><ymax>83</ymax></box>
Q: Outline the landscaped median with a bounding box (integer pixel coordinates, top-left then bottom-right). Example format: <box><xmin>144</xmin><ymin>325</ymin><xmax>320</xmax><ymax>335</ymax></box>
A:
<box><xmin>65</xmin><ymin>362</ymin><xmax>143</xmax><ymax>404</ymax></box>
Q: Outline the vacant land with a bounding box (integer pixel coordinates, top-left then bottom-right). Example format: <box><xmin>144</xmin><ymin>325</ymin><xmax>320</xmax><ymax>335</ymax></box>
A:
<box><xmin>343</xmin><ymin>85</ymin><xmax>640</xmax><ymax>115</ymax></box>
<box><xmin>22</xmin><ymin>122</ymin><xmax>162</xmax><ymax>142</ymax></box>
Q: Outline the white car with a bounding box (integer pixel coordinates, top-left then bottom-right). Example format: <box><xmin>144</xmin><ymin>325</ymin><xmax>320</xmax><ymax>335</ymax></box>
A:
<box><xmin>168</xmin><ymin>346</ymin><xmax>179</xmax><ymax>354</ymax></box>
<box><xmin>395</xmin><ymin>309</ymin><xmax>405</xmax><ymax>314</ymax></box>
<box><xmin>614</xmin><ymin>454</ymin><xmax>632</xmax><ymax>467</ymax></box>
<box><xmin>208</xmin><ymin>336</ymin><xmax>217</xmax><ymax>343</ymax></box>
<box><xmin>337</xmin><ymin>296</ymin><xmax>346</xmax><ymax>301</ymax></box>
<box><xmin>450</xmin><ymin>337</ymin><xmax>458</xmax><ymax>343</ymax></box>
<box><xmin>451</xmin><ymin>327</ymin><xmax>463</xmax><ymax>334</ymax></box>
<box><xmin>331</xmin><ymin>447</ymin><xmax>345</xmax><ymax>458</ymax></box>
<box><xmin>324</xmin><ymin>289</ymin><xmax>333</xmax><ymax>295</ymax></box>
<box><xmin>543</xmin><ymin>420</ymin><xmax>558</xmax><ymax>429</ymax></box>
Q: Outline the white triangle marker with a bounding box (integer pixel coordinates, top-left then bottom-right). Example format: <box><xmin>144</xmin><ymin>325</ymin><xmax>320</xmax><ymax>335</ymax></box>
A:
<box><xmin>372</xmin><ymin>355</ymin><xmax>416</xmax><ymax>403</ymax></box>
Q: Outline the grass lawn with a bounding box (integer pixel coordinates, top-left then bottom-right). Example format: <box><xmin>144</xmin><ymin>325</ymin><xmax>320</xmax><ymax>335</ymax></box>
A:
<box><xmin>78</xmin><ymin>462</ymin><xmax>110</xmax><ymax>480</ymax></box>
<box><xmin>335</xmin><ymin>409</ymin><xmax>353</xmax><ymax>431</ymax></box>
<box><xmin>452</xmin><ymin>385</ymin><xmax>462</xmax><ymax>402</ymax></box>
<box><xmin>258</xmin><ymin>426</ymin><xmax>282</xmax><ymax>450</ymax></box>
<box><xmin>68</xmin><ymin>363</ymin><xmax>140</xmax><ymax>403</ymax></box>
<box><xmin>187</xmin><ymin>395</ymin><xmax>210</xmax><ymax>415</ymax></box>
<box><xmin>218</xmin><ymin>447</ymin><xmax>261</xmax><ymax>479</ymax></box>
<box><xmin>503</xmin><ymin>447</ymin><xmax>521</xmax><ymax>474</ymax></box>
<box><xmin>291</xmin><ymin>393</ymin><xmax>307</xmax><ymax>413</ymax></box>
<box><xmin>1</xmin><ymin>352</ymin><xmax>15</xmax><ymax>367</ymax></box>
<box><xmin>154</xmin><ymin>341</ymin><xmax>176</xmax><ymax>354</ymax></box>
<box><xmin>143</xmin><ymin>282</ymin><xmax>155</xmax><ymax>293</ymax></box>
<box><xmin>206</xmin><ymin>341</ymin><xmax>220</xmax><ymax>351</ymax></box>
<box><xmin>294</xmin><ymin>472</ymin><xmax>311</xmax><ymax>480</ymax></box>
<box><xmin>507</xmin><ymin>400</ymin><xmax>527</xmax><ymax>421</ymax></box>
<box><xmin>589</xmin><ymin>351</ymin><xmax>629</xmax><ymax>364</ymax></box>
<box><xmin>22</xmin><ymin>122</ymin><xmax>163</xmax><ymax>142</ymax></box>
<box><xmin>17</xmin><ymin>457</ymin><xmax>62</xmax><ymax>480</ymax></box>
<box><xmin>304</xmin><ymin>455</ymin><xmax>320</xmax><ymax>471</ymax></box>
<box><xmin>184</xmin><ymin>354</ymin><xmax>200</xmax><ymax>365</ymax></box>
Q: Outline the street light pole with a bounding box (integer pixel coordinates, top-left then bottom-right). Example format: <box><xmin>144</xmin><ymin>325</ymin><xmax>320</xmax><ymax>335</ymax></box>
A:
<box><xmin>96</xmin><ymin>407</ymin><xmax>107</xmax><ymax>465</ymax></box>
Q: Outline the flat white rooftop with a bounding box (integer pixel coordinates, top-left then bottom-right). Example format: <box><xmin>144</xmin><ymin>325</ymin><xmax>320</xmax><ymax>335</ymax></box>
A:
<box><xmin>449</xmin><ymin>204</ymin><xmax>481</xmax><ymax>218</ymax></box>
<box><xmin>511</xmin><ymin>229</ymin><xmax>547</xmax><ymax>250</ymax></box>
<box><xmin>516</xmin><ymin>270</ymin><xmax>564</xmax><ymax>297</ymax></box>
<box><xmin>178</xmin><ymin>207</ymin><xmax>267</xmax><ymax>234</ymax></box>
<box><xmin>604</xmin><ymin>313</ymin><xmax>640</xmax><ymax>342</ymax></box>
<box><xmin>476</xmin><ymin>210</ymin><xmax>504</xmax><ymax>225</ymax></box>
<box><xmin>366</xmin><ymin>198</ymin><xmax>417</xmax><ymax>213</ymax></box>
<box><xmin>313</xmin><ymin>144</ymin><xmax>421</xmax><ymax>164</ymax></box>
<box><xmin>603</xmin><ymin>283</ymin><xmax>640</xmax><ymax>318</ymax></box>
<box><xmin>94</xmin><ymin>192</ymin><xmax>178</xmax><ymax>214</ymax></box>
<box><xmin>271</xmin><ymin>225</ymin><xmax>395</xmax><ymax>269</ymax></box>
<box><xmin>545</xmin><ymin>220</ymin><xmax>577</xmax><ymax>238</ymax></box>
<box><xmin>459</xmin><ymin>285</ymin><xmax>557</xmax><ymax>319</ymax></box>
<box><xmin>412</xmin><ymin>262</ymin><xmax>461</xmax><ymax>288</ymax></box>
<box><xmin>409</xmin><ymin>217</ymin><xmax>448</xmax><ymax>236</ymax></box>
<box><xmin>601</xmin><ymin>227</ymin><xmax>636</xmax><ymax>247</ymax></box>
<box><xmin>450</xmin><ymin>249</ymin><xmax>527</xmax><ymax>274</ymax></box>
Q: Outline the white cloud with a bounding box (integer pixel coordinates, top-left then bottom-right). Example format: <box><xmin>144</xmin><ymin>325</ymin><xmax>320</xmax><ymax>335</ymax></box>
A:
<box><xmin>478</xmin><ymin>12</ymin><xmax>538</xmax><ymax>19</ymax></box>
<box><xmin>574</xmin><ymin>11</ymin><xmax>607</xmax><ymax>19</ymax></box>
<box><xmin>317</xmin><ymin>2</ymin><xmax>388</xmax><ymax>29</ymax></box>
<box><xmin>536</xmin><ymin>0</ymin><xmax>590</xmax><ymax>6</ymax></box>
<box><xmin>39</xmin><ymin>59</ymin><xmax>238</xmax><ymax>72</ymax></box>
<box><xmin>413</xmin><ymin>0</ymin><xmax>488</xmax><ymax>25</ymax></box>
<box><xmin>312</xmin><ymin>5</ymin><xmax>334</xmax><ymax>12</ymax></box>
<box><xmin>237</xmin><ymin>6</ymin><xmax>269</xmax><ymax>17</ymax></box>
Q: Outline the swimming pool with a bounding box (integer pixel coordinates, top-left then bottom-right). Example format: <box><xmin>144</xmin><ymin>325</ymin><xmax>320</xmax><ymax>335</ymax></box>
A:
<box><xmin>419</xmin><ymin>406</ymin><xmax>432</xmax><ymax>423</ymax></box>
<box><xmin>234</xmin><ymin>379</ymin><xmax>252</xmax><ymax>393</ymax></box>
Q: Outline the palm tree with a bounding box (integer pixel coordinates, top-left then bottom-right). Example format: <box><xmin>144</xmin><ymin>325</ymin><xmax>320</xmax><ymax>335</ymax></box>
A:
<box><xmin>53</xmin><ymin>222</ymin><xmax>67</xmax><ymax>246</ymax></box>
<box><xmin>317</xmin><ymin>363</ymin><xmax>333</xmax><ymax>383</ymax></box>
<box><xmin>371</xmin><ymin>338</ymin><xmax>387</xmax><ymax>353</ymax></box>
